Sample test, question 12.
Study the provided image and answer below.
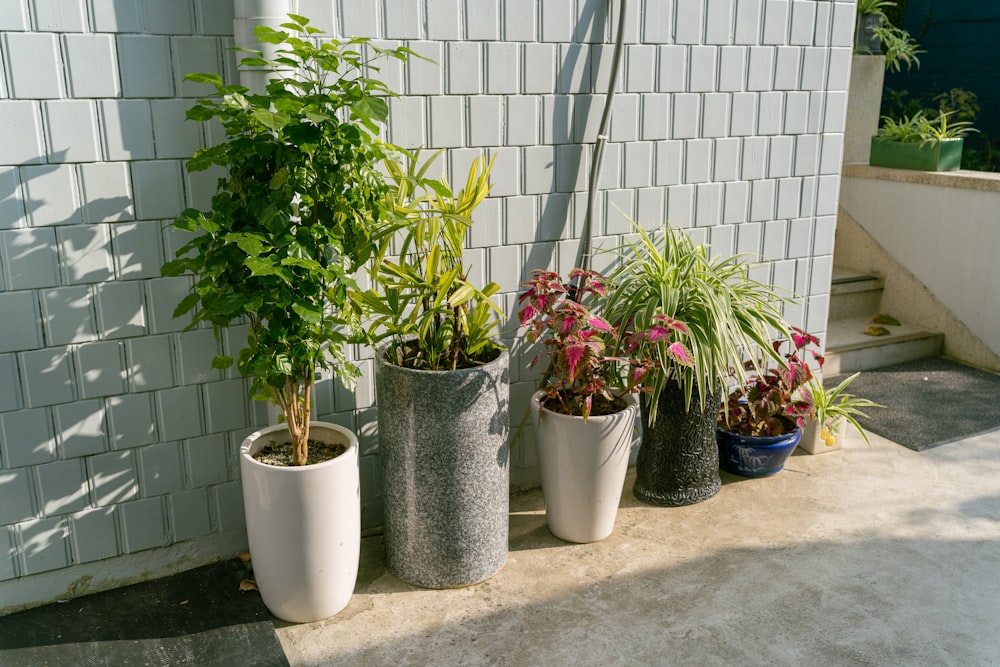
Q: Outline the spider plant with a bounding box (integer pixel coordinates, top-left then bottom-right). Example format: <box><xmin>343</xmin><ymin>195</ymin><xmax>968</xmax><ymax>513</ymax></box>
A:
<box><xmin>604</xmin><ymin>222</ymin><xmax>789</xmax><ymax>424</ymax></box>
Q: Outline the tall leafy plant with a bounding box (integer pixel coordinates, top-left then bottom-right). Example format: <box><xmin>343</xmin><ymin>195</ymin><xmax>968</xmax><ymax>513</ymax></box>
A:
<box><xmin>353</xmin><ymin>148</ymin><xmax>503</xmax><ymax>370</ymax></box>
<box><xmin>605</xmin><ymin>223</ymin><xmax>789</xmax><ymax>424</ymax></box>
<box><xmin>162</xmin><ymin>15</ymin><xmax>416</xmax><ymax>465</ymax></box>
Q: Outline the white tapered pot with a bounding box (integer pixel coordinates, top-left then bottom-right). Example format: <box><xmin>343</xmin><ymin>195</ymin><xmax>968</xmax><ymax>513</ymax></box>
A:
<box><xmin>531</xmin><ymin>391</ymin><xmax>638</xmax><ymax>543</ymax></box>
<box><xmin>240</xmin><ymin>421</ymin><xmax>360</xmax><ymax>623</ymax></box>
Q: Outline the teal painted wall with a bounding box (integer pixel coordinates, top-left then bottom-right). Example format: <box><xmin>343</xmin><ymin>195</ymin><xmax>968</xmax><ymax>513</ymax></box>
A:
<box><xmin>885</xmin><ymin>0</ymin><xmax>1000</xmax><ymax>147</ymax></box>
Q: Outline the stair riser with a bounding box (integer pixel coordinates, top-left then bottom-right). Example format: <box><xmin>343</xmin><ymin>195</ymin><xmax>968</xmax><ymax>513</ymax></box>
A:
<box><xmin>829</xmin><ymin>289</ymin><xmax>883</xmax><ymax>321</ymax></box>
<box><xmin>825</xmin><ymin>335</ymin><xmax>944</xmax><ymax>375</ymax></box>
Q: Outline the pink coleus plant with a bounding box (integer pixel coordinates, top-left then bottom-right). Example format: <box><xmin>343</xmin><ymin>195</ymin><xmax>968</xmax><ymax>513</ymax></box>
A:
<box><xmin>718</xmin><ymin>327</ymin><xmax>822</xmax><ymax>437</ymax></box>
<box><xmin>518</xmin><ymin>269</ymin><xmax>694</xmax><ymax>420</ymax></box>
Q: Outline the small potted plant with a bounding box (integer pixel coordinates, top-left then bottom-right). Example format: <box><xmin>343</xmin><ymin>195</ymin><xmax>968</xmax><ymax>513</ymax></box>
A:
<box><xmin>855</xmin><ymin>0</ymin><xmax>922</xmax><ymax>72</ymax></box>
<box><xmin>161</xmin><ymin>15</ymin><xmax>415</xmax><ymax>622</ymax></box>
<box><xmin>798</xmin><ymin>373</ymin><xmax>883</xmax><ymax>454</ymax></box>
<box><xmin>518</xmin><ymin>268</ymin><xmax>693</xmax><ymax>543</ymax></box>
<box><xmin>716</xmin><ymin>329</ymin><xmax>822</xmax><ymax>477</ymax></box>
<box><xmin>604</xmin><ymin>223</ymin><xmax>788</xmax><ymax>506</ymax></box>
<box><xmin>870</xmin><ymin>110</ymin><xmax>978</xmax><ymax>171</ymax></box>
<box><xmin>352</xmin><ymin>148</ymin><xmax>508</xmax><ymax>589</ymax></box>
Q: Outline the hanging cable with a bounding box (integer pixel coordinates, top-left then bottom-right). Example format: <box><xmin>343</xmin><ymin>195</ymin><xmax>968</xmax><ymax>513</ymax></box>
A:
<box><xmin>570</xmin><ymin>0</ymin><xmax>629</xmax><ymax>299</ymax></box>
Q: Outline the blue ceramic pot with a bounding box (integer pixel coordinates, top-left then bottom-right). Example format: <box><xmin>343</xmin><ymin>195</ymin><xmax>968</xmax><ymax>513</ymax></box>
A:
<box><xmin>716</xmin><ymin>427</ymin><xmax>802</xmax><ymax>478</ymax></box>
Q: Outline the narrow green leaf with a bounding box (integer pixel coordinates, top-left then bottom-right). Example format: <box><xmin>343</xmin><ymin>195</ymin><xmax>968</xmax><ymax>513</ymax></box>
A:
<box><xmin>184</xmin><ymin>72</ymin><xmax>223</xmax><ymax>85</ymax></box>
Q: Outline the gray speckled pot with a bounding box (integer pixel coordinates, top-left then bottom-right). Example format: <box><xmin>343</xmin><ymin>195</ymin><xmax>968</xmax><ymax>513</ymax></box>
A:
<box><xmin>375</xmin><ymin>343</ymin><xmax>510</xmax><ymax>589</ymax></box>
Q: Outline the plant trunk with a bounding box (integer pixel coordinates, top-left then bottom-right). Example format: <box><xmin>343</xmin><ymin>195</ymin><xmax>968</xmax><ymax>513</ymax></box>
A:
<box><xmin>278</xmin><ymin>371</ymin><xmax>312</xmax><ymax>466</ymax></box>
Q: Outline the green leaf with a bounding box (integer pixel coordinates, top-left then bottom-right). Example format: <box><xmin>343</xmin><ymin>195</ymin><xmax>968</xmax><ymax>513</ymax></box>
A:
<box><xmin>244</xmin><ymin>256</ymin><xmax>275</xmax><ymax>276</ymax></box>
<box><xmin>352</xmin><ymin>97</ymin><xmax>389</xmax><ymax>123</ymax></box>
<box><xmin>160</xmin><ymin>259</ymin><xmax>187</xmax><ymax>277</ymax></box>
<box><xmin>234</xmin><ymin>234</ymin><xmax>264</xmax><ymax>257</ymax></box>
<box><xmin>291</xmin><ymin>301</ymin><xmax>323</xmax><ymax>324</ymax></box>
<box><xmin>448</xmin><ymin>283</ymin><xmax>476</xmax><ymax>308</ymax></box>
<box><xmin>173</xmin><ymin>293</ymin><xmax>200</xmax><ymax>318</ymax></box>
<box><xmin>185</xmin><ymin>72</ymin><xmax>223</xmax><ymax>85</ymax></box>
<box><xmin>253</xmin><ymin>26</ymin><xmax>288</xmax><ymax>44</ymax></box>
<box><xmin>253</xmin><ymin>109</ymin><xmax>291</xmax><ymax>131</ymax></box>
<box><xmin>212</xmin><ymin>355</ymin><xmax>234</xmax><ymax>369</ymax></box>
<box><xmin>185</xmin><ymin>104</ymin><xmax>215</xmax><ymax>122</ymax></box>
<box><xmin>270</xmin><ymin>168</ymin><xmax>289</xmax><ymax>190</ymax></box>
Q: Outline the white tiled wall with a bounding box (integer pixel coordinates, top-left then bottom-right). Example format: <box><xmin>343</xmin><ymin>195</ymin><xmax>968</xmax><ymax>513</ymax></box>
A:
<box><xmin>0</xmin><ymin>0</ymin><xmax>851</xmax><ymax>609</ymax></box>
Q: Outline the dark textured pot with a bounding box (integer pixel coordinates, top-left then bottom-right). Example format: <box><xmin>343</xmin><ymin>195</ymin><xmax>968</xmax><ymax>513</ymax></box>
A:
<box><xmin>854</xmin><ymin>13</ymin><xmax>882</xmax><ymax>54</ymax></box>
<box><xmin>716</xmin><ymin>427</ymin><xmax>802</xmax><ymax>478</ymax></box>
<box><xmin>633</xmin><ymin>382</ymin><xmax>721</xmax><ymax>507</ymax></box>
<box><xmin>375</xmin><ymin>343</ymin><xmax>510</xmax><ymax>589</ymax></box>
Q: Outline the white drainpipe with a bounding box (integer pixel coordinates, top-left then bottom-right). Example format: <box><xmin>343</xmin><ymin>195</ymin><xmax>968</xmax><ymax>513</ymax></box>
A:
<box><xmin>232</xmin><ymin>0</ymin><xmax>297</xmax><ymax>92</ymax></box>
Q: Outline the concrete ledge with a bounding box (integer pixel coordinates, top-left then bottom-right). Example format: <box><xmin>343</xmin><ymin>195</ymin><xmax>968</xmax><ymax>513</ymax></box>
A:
<box><xmin>843</xmin><ymin>164</ymin><xmax>1000</xmax><ymax>193</ymax></box>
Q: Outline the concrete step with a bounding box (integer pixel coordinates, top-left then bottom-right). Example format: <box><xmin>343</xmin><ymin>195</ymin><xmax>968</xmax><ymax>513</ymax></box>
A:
<box><xmin>823</xmin><ymin>316</ymin><xmax>944</xmax><ymax>375</ymax></box>
<box><xmin>829</xmin><ymin>267</ymin><xmax>884</xmax><ymax>322</ymax></box>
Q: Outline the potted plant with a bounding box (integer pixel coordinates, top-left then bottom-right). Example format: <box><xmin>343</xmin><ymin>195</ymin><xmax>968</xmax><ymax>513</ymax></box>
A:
<box><xmin>604</xmin><ymin>223</ymin><xmax>788</xmax><ymax>505</ymax></box>
<box><xmin>798</xmin><ymin>373</ymin><xmax>883</xmax><ymax>454</ymax></box>
<box><xmin>855</xmin><ymin>0</ymin><xmax>922</xmax><ymax>72</ymax></box>
<box><xmin>518</xmin><ymin>268</ymin><xmax>693</xmax><ymax>543</ymax></box>
<box><xmin>716</xmin><ymin>329</ymin><xmax>822</xmax><ymax>477</ymax></box>
<box><xmin>870</xmin><ymin>110</ymin><xmax>978</xmax><ymax>171</ymax></box>
<box><xmin>846</xmin><ymin>0</ymin><xmax>922</xmax><ymax>164</ymax></box>
<box><xmin>161</xmin><ymin>15</ymin><xmax>415</xmax><ymax>622</ymax></box>
<box><xmin>352</xmin><ymin>148</ymin><xmax>509</xmax><ymax>589</ymax></box>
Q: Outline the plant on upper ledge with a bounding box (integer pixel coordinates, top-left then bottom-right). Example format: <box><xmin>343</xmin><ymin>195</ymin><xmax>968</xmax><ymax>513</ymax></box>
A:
<box><xmin>871</xmin><ymin>110</ymin><xmax>978</xmax><ymax>171</ymax></box>
<box><xmin>855</xmin><ymin>0</ymin><xmax>923</xmax><ymax>72</ymax></box>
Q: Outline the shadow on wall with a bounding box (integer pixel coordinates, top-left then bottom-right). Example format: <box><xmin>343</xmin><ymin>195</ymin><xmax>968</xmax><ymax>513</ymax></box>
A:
<box><xmin>521</xmin><ymin>0</ymin><xmax>617</xmax><ymax>292</ymax></box>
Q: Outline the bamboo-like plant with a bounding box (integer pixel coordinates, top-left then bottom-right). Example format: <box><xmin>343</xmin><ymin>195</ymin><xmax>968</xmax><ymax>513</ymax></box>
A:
<box><xmin>353</xmin><ymin>148</ymin><xmax>503</xmax><ymax>370</ymax></box>
<box><xmin>162</xmin><ymin>15</ymin><xmax>416</xmax><ymax>465</ymax></box>
<box><xmin>605</xmin><ymin>223</ymin><xmax>789</xmax><ymax>424</ymax></box>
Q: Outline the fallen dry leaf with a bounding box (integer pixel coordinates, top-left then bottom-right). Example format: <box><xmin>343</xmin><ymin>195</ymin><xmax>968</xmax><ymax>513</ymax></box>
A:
<box><xmin>179</xmin><ymin>600</ymin><xmax>189</xmax><ymax>605</ymax></box>
<box><xmin>238</xmin><ymin>552</ymin><xmax>252</xmax><ymax>563</ymax></box>
<box><xmin>239</xmin><ymin>578</ymin><xmax>258</xmax><ymax>592</ymax></box>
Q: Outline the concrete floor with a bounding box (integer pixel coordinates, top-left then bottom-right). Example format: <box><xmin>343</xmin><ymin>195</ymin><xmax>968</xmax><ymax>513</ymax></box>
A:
<box><xmin>275</xmin><ymin>429</ymin><xmax>1000</xmax><ymax>666</ymax></box>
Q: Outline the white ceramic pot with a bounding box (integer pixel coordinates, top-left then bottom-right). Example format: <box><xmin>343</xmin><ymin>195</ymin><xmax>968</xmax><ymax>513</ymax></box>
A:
<box><xmin>530</xmin><ymin>391</ymin><xmax>638</xmax><ymax>543</ymax></box>
<box><xmin>798</xmin><ymin>418</ymin><xmax>846</xmax><ymax>455</ymax></box>
<box><xmin>240</xmin><ymin>421</ymin><xmax>360</xmax><ymax>623</ymax></box>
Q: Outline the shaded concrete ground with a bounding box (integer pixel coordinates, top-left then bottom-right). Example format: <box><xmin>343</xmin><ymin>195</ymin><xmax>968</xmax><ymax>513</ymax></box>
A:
<box><xmin>277</xmin><ymin>427</ymin><xmax>1000</xmax><ymax>666</ymax></box>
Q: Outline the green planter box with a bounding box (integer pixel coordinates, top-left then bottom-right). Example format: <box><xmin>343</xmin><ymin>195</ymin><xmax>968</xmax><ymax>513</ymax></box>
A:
<box><xmin>869</xmin><ymin>137</ymin><xmax>964</xmax><ymax>171</ymax></box>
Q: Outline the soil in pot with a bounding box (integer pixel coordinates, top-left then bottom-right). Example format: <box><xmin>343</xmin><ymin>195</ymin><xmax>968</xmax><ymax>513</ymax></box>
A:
<box><xmin>252</xmin><ymin>439</ymin><xmax>347</xmax><ymax>466</ymax></box>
